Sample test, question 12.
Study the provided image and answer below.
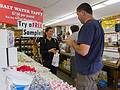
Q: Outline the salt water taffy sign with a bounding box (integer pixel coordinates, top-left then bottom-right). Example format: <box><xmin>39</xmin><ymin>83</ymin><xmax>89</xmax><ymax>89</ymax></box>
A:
<box><xmin>0</xmin><ymin>0</ymin><xmax>43</xmax><ymax>25</ymax></box>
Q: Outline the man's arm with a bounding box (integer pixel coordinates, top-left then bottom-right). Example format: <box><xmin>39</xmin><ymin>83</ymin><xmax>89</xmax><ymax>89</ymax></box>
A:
<box><xmin>64</xmin><ymin>39</ymin><xmax>90</xmax><ymax>56</ymax></box>
<box><xmin>72</xmin><ymin>41</ymin><xmax>90</xmax><ymax>56</ymax></box>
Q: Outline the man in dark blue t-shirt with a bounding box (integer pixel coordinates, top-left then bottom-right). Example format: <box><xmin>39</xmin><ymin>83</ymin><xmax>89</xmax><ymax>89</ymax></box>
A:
<box><xmin>65</xmin><ymin>3</ymin><xmax>104</xmax><ymax>90</ymax></box>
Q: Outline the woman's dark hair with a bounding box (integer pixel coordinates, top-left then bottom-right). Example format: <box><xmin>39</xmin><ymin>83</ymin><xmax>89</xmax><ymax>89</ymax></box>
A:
<box><xmin>70</xmin><ymin>25</ymin><xmax>79</xmax><ymax>33</ymax></box>
<box><xmin>77</xmin><ymin>3</ymin><xmax>92</xmax><ymax>15</ymax></box>
<box><xmin>45</xmin><ymin>27</ymin><xmax>53</xmax><ymax>32</ymax></box>
<box><xmin>44</xmin><ymin>27</ymin><xmax>53</xmax><ymax>38</ymax></box>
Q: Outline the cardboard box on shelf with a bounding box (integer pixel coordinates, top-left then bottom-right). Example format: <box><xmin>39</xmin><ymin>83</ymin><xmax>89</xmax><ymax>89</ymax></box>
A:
<box><xmin>0</xmin><ymin>69</ymin><xmax>7</xmax><ymax>90</ymax></box>
<box><xmin>0</xmin><ymin>48</ymin><xmax>7</xmax><ymax>68</ymax></box>
<box><xmin>8</xmin><ymin>47</ymin><xmax>17</xmax><ymax>67</ymax></box>
<box><xmin>0</xmin><ymin>30</ymin><xmax>14</xmax><ymax>48</ymax></box>
<box><xmin>6</xmin><ymin>69</ymin><xmax>33</xmax><ymax>90</ymax></box>
<box><xmin>0</xmin><ymin>47</ymin><xmax>17</xmax><ymax>68</ymax></box>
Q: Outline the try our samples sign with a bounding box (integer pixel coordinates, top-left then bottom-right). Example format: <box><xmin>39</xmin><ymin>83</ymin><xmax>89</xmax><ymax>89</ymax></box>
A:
<box><xmin>18</xmin><ymin>20</ymin><xmax>43</xmax><ymax>37</ymax></box>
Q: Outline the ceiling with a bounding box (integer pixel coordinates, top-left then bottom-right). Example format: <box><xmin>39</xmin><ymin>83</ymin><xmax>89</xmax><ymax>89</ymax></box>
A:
<box><xmin>54</xmin><ymin>2</ymin><xmax>120</xmax><ymax>26</ymax></box>
<box><xmin>14</xmin><ymin>0</ymin><xmax>120</xmax><ymax>26</ymax></box>
<box><xmin>15</xmin><ymin>0</ymin><xmax>104</xmax><ymax>21</ymax></box>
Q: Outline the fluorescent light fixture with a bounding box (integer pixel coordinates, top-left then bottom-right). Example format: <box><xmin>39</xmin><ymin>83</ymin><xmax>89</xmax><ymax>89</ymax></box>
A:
<box><xmin>92</xmin><ymin>3</ymin><xmax>106</xmax><ymax>10</ymax></box>
<box><xmin>92</xmin><ymin>0</ymin><xmax>120</xmax><ymax>10</ymax></box>
<box><xmin>103</xmin><ymin>0</ymin><xmax>120</xmax><ymax>5</ymax></box>
<box><xmin>45</xmin><ymin>13</ymin><xmax>77</xmax><ymax>26</ymax></box>
<box><xmin>44</xmin><ymin>0</ymin><xmax>120</xmax><ymax>26</ymax></box>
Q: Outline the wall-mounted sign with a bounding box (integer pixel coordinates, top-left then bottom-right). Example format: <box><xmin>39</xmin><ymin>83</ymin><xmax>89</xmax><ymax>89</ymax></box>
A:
<box><xmin>0</xmin><ymin>0</ymin><xmax>43</xmax><ymax>25</ymax></box>
<box><xmin>101</xmin><ymin>19</ymin><xmax>117</xmax><ymax>30</ymax></box>
<box><xmin>101</xmin><ymin>14</ymin><xmax>120</xmax><ymax>30</ymax></box>
<box><xmin>18</xmin><ymin>20</ymin><xmax>43</xmax><ymax>37</ymax></box>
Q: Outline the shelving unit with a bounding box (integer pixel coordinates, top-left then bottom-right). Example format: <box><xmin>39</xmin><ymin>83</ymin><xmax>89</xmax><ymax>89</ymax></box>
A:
<box><xmin>59</xmin><ymin>64</ymin><xmax>71</xmax><ymax>76</ymax></box>
<box><xmin>15</xmin><ymin>37</ymin><xmax>34</xmax><ymax>58</ymax></box>
<box><xmin>15</xmin><ymin>36</ymin><xmax>41</xmax><ymax>62</ymax></box>
<box><xmin>104</xmin><ymin>32</ymin><xmax>120</xmax><ymax>47</ymax></box>
<box><xmin>15</xmin><ymin>37</ymin><xmax>21</xmax><ymax>51</ymax></box>
<box><xmin>59</xmin><ymin>51</ymin><xmax>71</xmax><ymax>76</ymax></box>
<box><xmin>103</xmin><ymin>31</ymin><xmax>120</xmax><ymax>90</ymax></box>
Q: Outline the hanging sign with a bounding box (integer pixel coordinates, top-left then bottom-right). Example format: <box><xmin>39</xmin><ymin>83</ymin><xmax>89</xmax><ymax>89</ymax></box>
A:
<box><xmin>18</xmin><ymin>20</ymin><xmax>43</xmax><ymax>37</ymax></box>
<box><xmin>0</xmin><ymin>0</ymin><xmax>43</xmax><ymax>25</ymax></box>
<box><xmin>101</xmin><ymin>19</ymin><xmax>117</xmax><ymax>30</ymax></box>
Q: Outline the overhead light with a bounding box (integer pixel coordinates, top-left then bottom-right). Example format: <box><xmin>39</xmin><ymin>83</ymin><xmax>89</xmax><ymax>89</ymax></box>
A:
<box><xmin>92</xmin><ymin>3</ymin><xmax>106</xmax><ymax>10</ymax></box>
<box><xmin>45</xmin><ymin>13</ymin><xmax>77</xmax><ymax>26</ymax></box>
<box><xmin>44</xmin><ymin>0</ymin><xmax>120</xmax><ymax>26</ymax></box>
<box><xmin>92</xmin><ymin>0</ymin><xmax>120</xmax><ymax>10</ymax></box>
<box><xmin>103</xmin><ymin>0</ymin><xmax>120</xmax><ymax>5</ymax></box>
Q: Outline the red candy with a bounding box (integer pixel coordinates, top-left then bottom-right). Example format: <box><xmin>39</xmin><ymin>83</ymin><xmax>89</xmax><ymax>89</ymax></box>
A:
<box><xmin>17</xmin><ymin>65</ymin><xmax>36</xmax><ymax>72</ymax></box>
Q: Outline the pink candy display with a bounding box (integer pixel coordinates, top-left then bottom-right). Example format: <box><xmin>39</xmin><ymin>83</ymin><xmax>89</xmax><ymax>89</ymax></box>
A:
<box><xmin>49</xmin><ymin>80</ymin><xmax>76</xmax><ymax>90</ymax></box>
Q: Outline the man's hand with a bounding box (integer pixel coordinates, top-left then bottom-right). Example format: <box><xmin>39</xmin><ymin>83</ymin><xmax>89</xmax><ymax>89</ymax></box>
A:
<box><xmin>64</xmin><ymin>39</ymin><xmax>74</xmax><ymax>47</ymax></box>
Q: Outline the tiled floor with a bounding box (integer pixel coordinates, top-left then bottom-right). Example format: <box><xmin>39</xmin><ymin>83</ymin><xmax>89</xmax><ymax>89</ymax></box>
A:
<box><xmin>57</xmin><ymin>70</ymin><xmax>114</xmax><ymax>90</ymax></box>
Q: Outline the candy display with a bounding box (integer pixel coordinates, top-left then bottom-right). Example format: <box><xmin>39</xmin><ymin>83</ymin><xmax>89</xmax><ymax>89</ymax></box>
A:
<box><xmin>18</xmin><ymin>52</ymin><xmax>50</xmax><ymax>73</ymax></box>
<box><xmin>29</xmin><ymin>72</ymin><xmax>76</xmax><ymax>90</ymax></box>
<box><xmin>17</xmin><ymin>52</ymin><xmax>76</xmax><ymax>90</ymax></box>
<box><xmin>17</xmin><ymin>52</ymin><xmax>33</xmax><ymax>62</ymax></box>
<box><xmin>29</xmin><ymin>74</ymin><xmax>52</xmax><ymax>90</ymax></box>
<box><xmin>49</xmin><ymin>81</ymin><xmax>76</xmax><ymax>90</ymax></box>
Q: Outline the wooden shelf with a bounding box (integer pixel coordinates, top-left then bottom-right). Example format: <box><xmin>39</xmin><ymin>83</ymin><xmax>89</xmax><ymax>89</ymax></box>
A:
<box><xmin>21</xmin><ymin>43</ymin><xmax>33</xmax><ymax>45</ymax></box>
<box><xmin>60</xmin><ymin>51</ymin><xmax>72</xmax><ymax>57</ymax></box>
<box><xmin>21</xmin><ymin>47</ymin><xmax>32</xmax><ymax>50</ymax></box>
<box><xmin>14</xmin><ymin>37</ymin><xmax>36</xmax><ymax>58</ymax></box>
<box><xmin>104</xmin><ymin>32</ymin><xmax>118</xmax><ymax>34</ymax></box>
<box><xmin>105</xmin><ymin>45</ymin><xmax>119</xmax><ymax>48</ymax></box>
<box><xmin>103</xmin><ymin>57</ymin><xmax>120</xmax><ymax>69</ymax></box>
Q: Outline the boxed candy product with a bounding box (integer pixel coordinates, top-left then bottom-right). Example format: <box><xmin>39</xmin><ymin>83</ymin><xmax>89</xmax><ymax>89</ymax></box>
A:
<box><xmin>0</xmin><ymin>69</ymin><xmax>7</xmax><ymax>90</ymax></box>
<box><xmin>6</xmin><ymin>69</ymin><xmax>33</xmax><ymax>90</ymax></box>
<box><xmin>0</xmin><ymin>47</ymin><xmax>17</xmax><ymax>68</ymax></box>
<box><xmin>0</xmin><ymin>29</ymin><xmax>14</xmax><ymax>48</ymax></box>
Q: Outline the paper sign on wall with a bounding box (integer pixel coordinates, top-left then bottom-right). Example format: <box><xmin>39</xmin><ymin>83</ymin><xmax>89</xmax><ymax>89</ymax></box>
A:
<box><xmin>18</xmin><ymin>20</ymin><xmax>43</xmax><ymax>37</ymax></box>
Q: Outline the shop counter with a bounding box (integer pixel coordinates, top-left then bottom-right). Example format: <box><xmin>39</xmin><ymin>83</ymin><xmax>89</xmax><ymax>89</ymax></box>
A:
<box><xmin>102</xmin><ymin>56</ymin><xmax>120</xmax><ymax>90</ymax></box>
<box><xmin>59</xmin><ymin>51</ymin><xmax>72</xmax><ymax>76</ymax></box>
<box><xmin>16</xmin><ymin>52</ymin><xmax>76</xmax><ymax>90</ymax></box>
<box><xmin>60</xmin><ymin>51</ymin><xmax>120</xmax><ymax>90</ymax></box>
<box><xmin>1</xmin><ymin>52</ymin><xmax>76</xmax><ymax>90</ymax></box>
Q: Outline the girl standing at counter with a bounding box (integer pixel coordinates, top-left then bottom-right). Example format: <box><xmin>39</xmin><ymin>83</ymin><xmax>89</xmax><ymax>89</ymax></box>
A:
<box><xmin>40</xmin><ymin>27</ymin><xmax>59</xmax><ymax>75</ymax></box>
